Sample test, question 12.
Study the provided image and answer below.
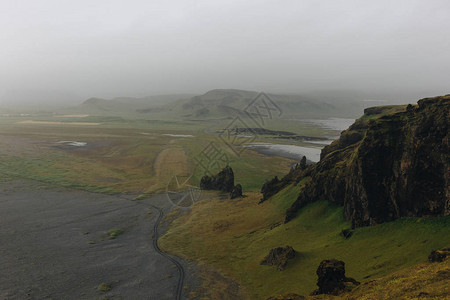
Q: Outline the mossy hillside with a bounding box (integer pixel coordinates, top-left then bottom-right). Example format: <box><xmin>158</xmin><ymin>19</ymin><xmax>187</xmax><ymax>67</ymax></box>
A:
<box><xmin>159</xmin><ymin>185</ymin><xmax>450</xmax><ymax>299</ymax></box>
<box><xmin>285</xmin><ymin>96</ymin><xmax>449</xmax><ymax>226</ymax></box>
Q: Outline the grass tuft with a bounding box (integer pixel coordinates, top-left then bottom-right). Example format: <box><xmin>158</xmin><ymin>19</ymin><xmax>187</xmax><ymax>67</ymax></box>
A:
<box><xmin>97</xmin><ymin>282</ymin><xmax>111</xmax><ymax>292</ymax></box>
<box><xmin>107</xmin><ymin>229</ymin><xmax>124</xmax><ymax>239</ymax></box>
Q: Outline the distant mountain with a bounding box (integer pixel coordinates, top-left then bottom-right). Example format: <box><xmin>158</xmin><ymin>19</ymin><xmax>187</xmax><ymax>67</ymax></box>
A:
<box><xmin>72</xmin><ymin>94</ymin><xmax>193</xmax><ymax>116</ymax></box>
<box><xmin>137</xmin><ymin>89</ymin><xmax>372</xmax><ymax>119</ymax></box>
<box><xmin>166</xmin><ymin>89</ymin><xmax>259</xmax><ymax>119</ymax></box>
<box><xmin>71</xmin><ymin>88</ymin><xmax>394</xmax><ymax>119</ymax></box>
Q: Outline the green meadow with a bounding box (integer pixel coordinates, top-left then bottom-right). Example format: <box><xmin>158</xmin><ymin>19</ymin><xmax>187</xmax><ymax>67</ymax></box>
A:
<box><xmin>159</xmin><ymin>185</ymin><xmax>450</xmax><ymax>298</ymax></box>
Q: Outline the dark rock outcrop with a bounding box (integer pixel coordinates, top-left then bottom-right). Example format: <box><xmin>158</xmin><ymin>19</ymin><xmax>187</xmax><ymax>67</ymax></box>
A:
<box><xmin>299</xmin><ymin>155</ymin><xmax>307</xmax><ymax>170</ymax></box>
<box><xmin>428</xmin><ymin>248</ymin><xmax>450</xmax><ymax>262</ymax></box>
<box><xmin>230</xmin><ymin>184</ymin><xmax>243</xmax><ymax>199</ymax></box>
<box><xmin>311</xmin><ymin>259</ymin><xmax>359</xmax><ymax>295</ymax></box>
<box><xmin>260</xmin><ymin>176</ymin><xmax>282</xmax><ymax>203</ymax></box>
<box><xmin>260</xmin><ymin>246</ymin><xmax>295</xmax><ymax>271</ymax></box>
<box><xmin>260</xmin><ymin>157</ymin><xmax>311</xmax><ymax>204</ymax></box>
<box><xmin>284</xmin><ymin>95</ymin><xmax>449</xmax><ymax>227</ymax></box>
<box><xmin>340</xmin><ymin>229</ymin><xmax>353</xmax><ymax>239</ymax></box>
<box><xmin>200</xmin><ymin>166</ymin><xmax>235</xmax><ymax>192</ymax></box>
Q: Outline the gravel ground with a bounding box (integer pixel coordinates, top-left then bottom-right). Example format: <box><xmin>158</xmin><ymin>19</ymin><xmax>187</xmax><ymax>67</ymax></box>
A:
<box><xmin>0</xmin><ymin>180</ymin><xmax>200</xmax><ymax>300</ymax></box>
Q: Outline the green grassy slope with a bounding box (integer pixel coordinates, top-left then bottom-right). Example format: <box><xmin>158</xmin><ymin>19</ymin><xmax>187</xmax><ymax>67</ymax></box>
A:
<box><xmin>159</xmin><ymin>184</ymin><xmax>450</xmax><ymax>299</ymax></box>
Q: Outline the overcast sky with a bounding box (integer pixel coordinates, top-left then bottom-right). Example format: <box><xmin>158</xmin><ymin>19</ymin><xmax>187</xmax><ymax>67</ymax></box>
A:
<box><xmin>0</xmin><ymin>0</ymin><xmax>449</xmax><ymax>103</ymax></box>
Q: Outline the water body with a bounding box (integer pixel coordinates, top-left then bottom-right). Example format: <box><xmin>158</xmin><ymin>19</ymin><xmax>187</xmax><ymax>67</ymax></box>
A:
<box><xmin>243</xmin><ymin>142</ymin><xmax>322</xmax><ymax>162</ymax></box>
<box><xmin>162</xmin><ymin>134</ymin><xmax>194</xmax><ymax>138</ymax></box>
<box><xmin>300</xmin><ymin>118</ymin><xmax>355</xmax><ymax>132</ymax></box>
<box><xmin>288</xmin><ymin>117</ymin><xmax>355</xmax><ymax>146</ymax></box>
<box><xmin>304</xmin><ymin>140</ymin><xmax>334</xmax><ymax>146</ymax></box>
<box><xmin>56</xmin><ymin>141</ymin><xmax>87</xmax><ymax>147</ymax></box>
<box><xmin>241</xmin><ymin>118</ymin><xmax>355</xmax><ymax>162</ymax></box>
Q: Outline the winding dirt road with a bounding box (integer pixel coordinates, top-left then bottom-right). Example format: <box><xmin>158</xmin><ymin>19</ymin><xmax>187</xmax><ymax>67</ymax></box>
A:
<box><xmin>150</xmin><ymin>205</ymin><xmax>185</xmax><ymax>300</ymax></box>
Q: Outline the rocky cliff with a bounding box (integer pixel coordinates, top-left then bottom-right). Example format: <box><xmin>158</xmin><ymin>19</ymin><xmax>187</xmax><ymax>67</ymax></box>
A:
<box><xmin>285</xmin><ymin>95</ymin><xmax>449</xmax><ymax>227</ymax></box>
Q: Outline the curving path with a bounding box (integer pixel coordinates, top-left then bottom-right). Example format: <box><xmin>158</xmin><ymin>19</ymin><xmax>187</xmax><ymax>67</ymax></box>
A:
<box><xmin>150</xmin><ymin>205</ymin><xmax>185</xmax><ymax>300</ymax></box>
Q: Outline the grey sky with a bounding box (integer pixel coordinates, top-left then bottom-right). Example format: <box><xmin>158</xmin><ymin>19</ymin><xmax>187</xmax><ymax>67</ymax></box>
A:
<box><xmin>1</xmin><ymin>0</ymin><xmax>449</xmax><ymax>103</ymax></box>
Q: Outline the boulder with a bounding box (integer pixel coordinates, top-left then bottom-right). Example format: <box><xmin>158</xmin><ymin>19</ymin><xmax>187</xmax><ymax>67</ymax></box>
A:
<box><xmin>230</xmin><ymin>184</ymin><xmax>243</xmax><ymax>199</ymax></box>
<box><xmin>340</xmin><ymin>229</ymin><xmax>353</xmax><ymax>239</ymax></box>
<box><xmin>428</xmin><ymin>248</ymin><xmax>450</xmax><ymax>262</ymax></box>
<box><xmin>311</xmin><ymin>259</ymin><xmax>359</xmax><ymax>295</ymax></box>
<box><xmin>260</xmin><ymin>246</ymin><xmax>295</xmax><ymax>271</ymax></box>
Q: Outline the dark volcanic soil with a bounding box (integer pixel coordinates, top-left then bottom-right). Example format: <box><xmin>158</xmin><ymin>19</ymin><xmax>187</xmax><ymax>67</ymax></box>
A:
<box><xmin>0</xmin><ymin>180</ymin><xmax>199</xmax><ymax>300</ymax></box>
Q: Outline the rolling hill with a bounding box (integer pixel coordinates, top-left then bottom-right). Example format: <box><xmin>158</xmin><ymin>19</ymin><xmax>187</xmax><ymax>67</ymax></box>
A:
<box><xmin>70</xmin><ymin>89</ymin><xmax>379</xmax><ymax>120</ymax></box>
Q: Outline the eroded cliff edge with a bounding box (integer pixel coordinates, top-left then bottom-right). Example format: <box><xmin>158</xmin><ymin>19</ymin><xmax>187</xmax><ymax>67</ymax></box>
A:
<box><xmin>285</xmin><ymin>95</ymin><xmax>449</xmax><ymax>227</ymax></box>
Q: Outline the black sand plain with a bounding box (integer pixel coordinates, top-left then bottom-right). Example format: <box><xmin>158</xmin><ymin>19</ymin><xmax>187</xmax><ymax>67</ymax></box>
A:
<box><xmin>0</xmin><ymin>180</ymin><xmax>199</xmax><ymax>299</ymax></box>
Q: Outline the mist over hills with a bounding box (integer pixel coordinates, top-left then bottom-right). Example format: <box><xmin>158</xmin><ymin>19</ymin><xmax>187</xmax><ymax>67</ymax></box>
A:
<box><xmin>71</xmin><ymin>88</ymin><xmax>415</xmax><ymax>119</ymax></box>
<box><xmin>0</xmin><ymin>88</ymin><xmax>424</xmax><ymax>111</ymax></box>
<box><xmin>77</xmin><ymin>94</ymin><xmax>194</xmax><ymax>114</ymax></box>
<box><xmin>3</xmin><ymin>87</ymin><xmax>446</xmax><ymax>121</ymax></box>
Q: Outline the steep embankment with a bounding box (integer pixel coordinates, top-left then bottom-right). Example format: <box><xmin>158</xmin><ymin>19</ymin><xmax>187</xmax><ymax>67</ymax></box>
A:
<box><xmin>159</xmin><ymin>189</ymin><xmax>450</xmax><ymax>299</ymax></box>
<box><xmin>285</xmin><ymin>95</ymin><xmax>449</xmax><ymax>227</ymax></box>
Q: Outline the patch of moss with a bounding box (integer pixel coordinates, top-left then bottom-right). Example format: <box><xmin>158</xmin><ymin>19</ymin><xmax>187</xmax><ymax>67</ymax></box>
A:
<box><xmin>107</xmin><ymin>229</ymin><xmax>124</xmax><ymax>239</ymax></box>
<box><xmin>97</xmin><ymin>282</ymin><xmax>111</xmax><ymax>292</ymax></box>
<box><xmin>132</xmin><ymin>194</ymin><xmax>147</xmax><ymax>201</ymax></box>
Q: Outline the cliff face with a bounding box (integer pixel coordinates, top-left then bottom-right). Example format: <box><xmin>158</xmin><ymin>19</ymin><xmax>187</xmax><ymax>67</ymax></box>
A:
<box><xmin>285</xmin><ymin>95</ymin><xmax>449</xmax><ymax>227</ymax></box>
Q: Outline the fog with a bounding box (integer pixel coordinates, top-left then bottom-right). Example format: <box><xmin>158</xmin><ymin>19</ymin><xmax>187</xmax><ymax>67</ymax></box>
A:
<box><xmin>1</xmin><ymin>0</ymin><xmax>449</xmax><ymax>105</ymax></box>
